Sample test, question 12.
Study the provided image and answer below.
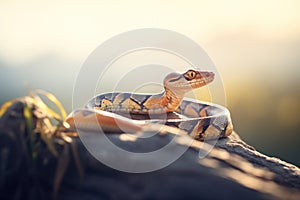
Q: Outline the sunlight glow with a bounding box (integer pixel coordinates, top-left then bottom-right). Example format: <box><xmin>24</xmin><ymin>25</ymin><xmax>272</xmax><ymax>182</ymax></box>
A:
<box><xmin>0</xmin><ymin>0</ymin><xmax>299</xmax><ymax>65</ymax></box>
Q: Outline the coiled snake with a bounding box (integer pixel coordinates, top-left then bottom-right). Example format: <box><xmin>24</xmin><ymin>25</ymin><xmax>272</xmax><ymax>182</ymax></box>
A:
<box><xmin>65</xmin><ymin>69</ymin><xmax>233</xmax><ymax>140</ymax></box>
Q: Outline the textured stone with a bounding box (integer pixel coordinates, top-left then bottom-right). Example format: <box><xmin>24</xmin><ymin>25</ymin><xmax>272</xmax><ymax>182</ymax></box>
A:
<box><xmin>1</xmin><ymin>100</ymin><xmax>300</xmax><ymax>200</ymax></box>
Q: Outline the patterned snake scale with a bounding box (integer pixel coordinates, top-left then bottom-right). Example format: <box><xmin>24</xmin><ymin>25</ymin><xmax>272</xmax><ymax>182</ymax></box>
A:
<box><xmin>65</xmin><ymin>69</ymin><xmax>233</xmax><ymax>140</ymax></box>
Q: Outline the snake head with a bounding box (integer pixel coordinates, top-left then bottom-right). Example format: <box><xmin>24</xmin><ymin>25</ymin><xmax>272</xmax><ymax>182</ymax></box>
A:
<box><xmin>164</xmin><ymin>69</ymin><xmax>215</xmax><ymax>95</ymax></box>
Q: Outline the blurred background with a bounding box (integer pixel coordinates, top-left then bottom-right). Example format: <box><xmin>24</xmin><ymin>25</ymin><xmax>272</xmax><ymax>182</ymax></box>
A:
<box><xmin>0</xmin><ymin>1</ymin><xmax>299</xmax><ymax>166</ymax></box>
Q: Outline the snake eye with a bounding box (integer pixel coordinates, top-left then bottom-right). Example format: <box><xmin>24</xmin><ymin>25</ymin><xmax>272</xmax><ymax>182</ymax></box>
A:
<box><xmin>188</xmin><ymin>70</ymin><xmax>196</xmax><ymax>79</ymax></box>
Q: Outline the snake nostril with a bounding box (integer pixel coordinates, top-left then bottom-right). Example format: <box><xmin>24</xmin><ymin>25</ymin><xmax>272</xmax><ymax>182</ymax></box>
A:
<box><xmin>207</xmin><ymin>72</ymin><xmax>214</xmax><ymax>77</ymax></box>
<box><xmin>201</xmin><ymin>72</ymin><xmax>210</xmax><ymax>77</ymax></box>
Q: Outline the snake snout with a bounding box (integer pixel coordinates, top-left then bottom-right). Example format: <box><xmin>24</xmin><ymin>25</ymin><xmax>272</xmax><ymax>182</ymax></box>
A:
<box><xmin>200</xmin><ymin>71</ymin><xmax>215</xmax><ymax>83</ymax></box>
<box><xmin>200</xmin><ymin>71</ymin><xmax>214</xmax><ymax>78</ymax></box>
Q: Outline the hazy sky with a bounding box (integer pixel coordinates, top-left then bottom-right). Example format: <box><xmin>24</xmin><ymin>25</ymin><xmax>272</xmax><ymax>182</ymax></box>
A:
<box><xmin>0</xmin><ymin>0</ymin><xmax>299</xmax><ymax>72</ymax></box>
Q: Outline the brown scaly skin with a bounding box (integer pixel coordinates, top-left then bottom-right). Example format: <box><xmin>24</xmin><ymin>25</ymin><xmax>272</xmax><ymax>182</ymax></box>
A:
<box><xmin>88</xmin><ymin>69</ymin><xmax>215</xmax><ymax>114</ymax></box>
<box><xmin>65</xmin><ymin>69</ymin><xmax>233</xmax><ymax>140</ymax></box>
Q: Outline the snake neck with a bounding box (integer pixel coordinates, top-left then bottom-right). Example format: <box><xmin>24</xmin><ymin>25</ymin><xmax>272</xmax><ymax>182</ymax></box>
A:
<box><xmin>160</xmin><ymin>89</ymin><xmax>184</xmax><ymax>112</ymax></box>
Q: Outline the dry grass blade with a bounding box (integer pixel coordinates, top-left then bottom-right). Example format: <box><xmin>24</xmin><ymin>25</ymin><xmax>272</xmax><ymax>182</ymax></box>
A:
<box><xmin>53</xmin><ymin>144</ymin><xmax>70</xmax><ymax>200</ymax></box>
<box><xmin>0</xmin><ymin>99</ymin><xmax>15</xmax><ymax>117</ymax></box>
<box><xmin>23</xmin><ymin>101</ymin><xmax>37</xmax><ymax>161</ymax></box>
<box><xmin>30</xmin><ymin>93</ymin><xmax>62</xmax><ymax>121</ymax></box>
<box><xmin>39</xmin><ymin>123</ymin><xmax>59</xmax><ymax>157</ymax></box>
<box><xmin>34</xmin><ymin>89</ymin><xmax>67</xmax><ymax>120</ymax></box>
<box><xmin>70</xmin><ymin>141</ymin><xmax>85</xmax><ymax>181</ymax></box>
<box><xmin>1</xmin><ymin>90</ymin><xmax>83</xmax><ymax>199</ymax></box>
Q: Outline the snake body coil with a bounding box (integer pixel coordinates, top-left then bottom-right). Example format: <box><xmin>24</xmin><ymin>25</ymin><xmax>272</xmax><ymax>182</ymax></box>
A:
<box><xmin>65</xmin><ymin>69</ymin><xmax>233</xmax><ymax>140</ymax></box>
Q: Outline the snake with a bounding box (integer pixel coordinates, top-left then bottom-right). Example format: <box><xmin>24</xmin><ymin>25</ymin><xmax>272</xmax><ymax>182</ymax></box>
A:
<box><xmin>65</xmin><ymin>69</ymin><xmax>233</xmax><ymax>140</ymax></box>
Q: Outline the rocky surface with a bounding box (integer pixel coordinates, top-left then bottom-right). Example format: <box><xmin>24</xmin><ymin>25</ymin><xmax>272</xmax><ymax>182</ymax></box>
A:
<box><xmin>0</xmin><ymin>100</ymin><xmax>300</xmax><ymax>200</ymax></box>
